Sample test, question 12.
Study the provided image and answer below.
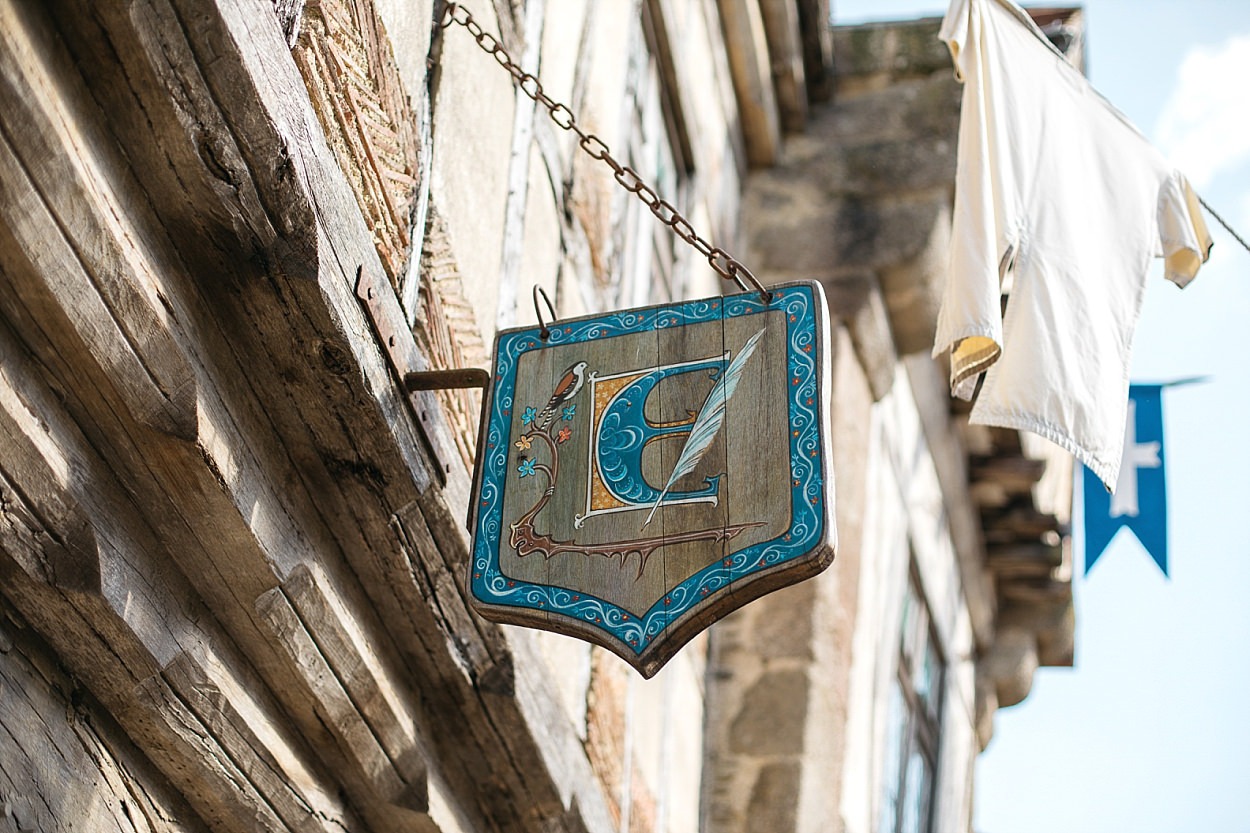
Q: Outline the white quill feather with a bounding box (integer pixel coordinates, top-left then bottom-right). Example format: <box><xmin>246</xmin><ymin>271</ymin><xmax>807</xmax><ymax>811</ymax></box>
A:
<box><xmin>642</xmin><ymin>328</ymin><xmax>766</xmax><ymax>528</ymax></box>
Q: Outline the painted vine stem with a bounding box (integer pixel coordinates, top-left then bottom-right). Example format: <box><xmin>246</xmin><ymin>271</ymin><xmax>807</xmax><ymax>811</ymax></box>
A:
<box><xmin>507</xmin><ymin>423</ymin><xmax>761</xmax><ymax>579</ymax></box>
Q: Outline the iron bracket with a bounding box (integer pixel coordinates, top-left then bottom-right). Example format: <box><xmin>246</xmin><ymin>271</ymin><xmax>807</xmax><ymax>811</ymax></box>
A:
<box><xmin>354</xmin><ymin>266</ymin><xmax>479</xmax><ymax>484</ymax></box>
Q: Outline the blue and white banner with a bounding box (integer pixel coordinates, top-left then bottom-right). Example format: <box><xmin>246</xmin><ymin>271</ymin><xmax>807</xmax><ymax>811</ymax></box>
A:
<box><xmin>1083</xmin><ymin>385</ymin><xmax>1168</xmax><ymax>575</ymax></box>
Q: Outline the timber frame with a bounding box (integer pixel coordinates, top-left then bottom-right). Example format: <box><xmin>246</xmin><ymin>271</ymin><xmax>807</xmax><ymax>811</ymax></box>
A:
<box><xmin>0</xmin><ymin>0</ymin><xmax>613</xmax><ymax>830</ymax></box>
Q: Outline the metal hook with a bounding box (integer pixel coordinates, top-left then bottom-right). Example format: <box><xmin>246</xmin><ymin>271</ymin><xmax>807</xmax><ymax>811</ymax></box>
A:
<box><xmin>533</xmin><ymin>284</ymin><xmax>557</xmax><ymax>339</ymax></box>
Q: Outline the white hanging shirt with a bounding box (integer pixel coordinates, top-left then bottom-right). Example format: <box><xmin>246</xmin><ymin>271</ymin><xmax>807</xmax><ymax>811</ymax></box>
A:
<box><xmin>935</xmin><ymin>0</ymin><xmax>1212</xmax><ymax>489</ymax></box>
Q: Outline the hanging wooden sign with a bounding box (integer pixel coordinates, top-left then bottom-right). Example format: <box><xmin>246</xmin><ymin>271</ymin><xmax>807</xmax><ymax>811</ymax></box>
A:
<box><xmin>468</xmin><ymin>281</ymin><xmax>836</xmax><ymax>677</ymax></box>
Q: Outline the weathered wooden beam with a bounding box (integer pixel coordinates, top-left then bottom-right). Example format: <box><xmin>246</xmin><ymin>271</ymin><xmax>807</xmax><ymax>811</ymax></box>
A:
<box><xmin>281</xmin><ymin>563</ymin><xmax>430</xmax><ymax>805</ymax></box>
<box><xmin>132</xmin><ymin>672</ymin><xmax>300</xmax><ymax>833</ymax></box>
<box><xmin>0</xmin><ymin>612</ymin><xmax>203</xmax><ymax>833</ymax></box>
<box><xmin>795</xmin><ymin>0</ymin><xmax>832</xmax><ymax>103</ymax></box>
<box><xmin>159</xmin><ymin>650</ymin><xmax>361</xmax><ymax>833</ymax></box>
<box><xmin>969</xmin><ymin>454</ymin><xmax>1047</xmax><ymax>494</ymax></box>
<box><xmin>998</xmin><ymin>578</ymin><xmax>1073</xmax><ymax>606</ymax></box>
<box><xmin>758</xmin><ymin>0</ymin><xmax>809</xmax><ymax>132</ymax></box>
<box><xmin>645</xmin><ymin>0</ymin><xmax>696</xmax><ymax>172</ymax></box>
<box><xmin>981</xmin><ymin>504</ymin><xmax>1065</xmax><ymax>545</ymax></box>
<box><xmin>0</xmin><ymin>395</ymin><xmax>99</xmax><ymax>597</ymax></box>
<box><xmin>255</xmin><ymin>584</ymin><xmax>434</xmax><ymax>829</ymax></box>
<box><xmin>0</xmin><ymin>322</ymin><xmax>358</xmax><ymax>833</ymax></box>
<box><xmin>401</xmin><ymin>493</ymin><xmax>616</xmax><ymax>833</ymax></box>
<box><xmin>0</xmin><ymin>2</ymin><xmax>196</xmax><ymax>441</ymax></box>
<box><xmin>0</xmin><ymin>0</ymin><xmax>619</xmax><ymax>829</ymax></box>
<box><xmin>985</xmin><ymin>541</ymin><xmax>1063</xmax><ymax>577</ymax></box>
<box><xmin>716</xmin><ymin>0</ymin><xmax>782</xmax><ymax>167</ymax></box>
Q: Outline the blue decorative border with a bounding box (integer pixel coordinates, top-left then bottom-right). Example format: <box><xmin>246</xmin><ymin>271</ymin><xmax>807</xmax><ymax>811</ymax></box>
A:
<box><xmin>470</xmin><ymin>284</ymin><xmax>826</xmax><ymax>654</ymax></box>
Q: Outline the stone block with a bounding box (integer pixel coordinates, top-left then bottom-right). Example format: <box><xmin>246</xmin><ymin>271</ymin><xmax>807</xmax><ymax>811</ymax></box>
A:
<box><xmin>981</xmin><ymin>626</ymin><xmax>1039</xmax><ymax>708</ymax></box>
<box><xmin>821</xmin><ymin>271</ymin><xmax>896</xmax><ymax>402</ymax></box>
<box><xmin>811</xmin><ymin>72</ymin><xmax>962</xmax><ymax>145</ymax></box>
<box><xmin>746</xmin><ymin>75</ymin><xmax>960</xmax><ymax>199</ymax></box>
<box><xmin>742</xmin><ymin>181</ymin><xmax>844</xmax><ymax>274</ymax></box>
<box><xmin>750</xmin><ymin>581</ymin><xmax>817</xmax><ymax>660</ymax></box>
<box><xmin>746</xmin><ymin>762</ymin><xmax>801</xmax><ymax>833</ymax></box>
<box><xmin>974</xmin><ymin>676</ymin><xmax>998</xmax><ymax>751</ymax></box>
<box><xmin>832</xmin><ymin>134</ymin><xmax>957</xmax><ymax>196</ymax></box>
<box><xmin>832</xmin><ymin>19</ymin><xmax>951</xmax><ymax>79</ymax></box>
<box><xmin>828</xmin><ymin>193</ymin><xmax>949</xmax><ymax>270</ymax></box>
<box><xmin>728</xmin><ymin>669</ymin><xmax>809</xmax><ymax>755</ymax></box>
<box><xmin>744</xmin><ymin>189</ymin><xmax>949</xmax><ymax>283</ymax></box>
<box><xmin>878</xmin><ymin>198</ymin><xmax>949</xmax><ymax>355</ymax></box>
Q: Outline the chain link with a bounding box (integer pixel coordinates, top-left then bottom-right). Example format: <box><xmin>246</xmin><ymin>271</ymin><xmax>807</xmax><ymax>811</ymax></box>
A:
<box><xmin>440</xmin><ymin>1</ymin><xmax>770</xmax><ymax>301</ymax></box>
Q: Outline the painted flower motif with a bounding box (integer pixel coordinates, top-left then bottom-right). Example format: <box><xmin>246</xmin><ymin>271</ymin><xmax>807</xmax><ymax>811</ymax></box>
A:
<box><xmin>556</xmin><ymin>427</ymin><xmax>572</xmax><ymax>444</ymax></box>
<box><xmin>561</xmin><ymin>404</ymin><xmax>577</xmax><ymax>421</ymax></box>
<box><xmin>517</xmin><ymin>458</ymin><xmax>536</xmax><ymax>478</ymax></box>
<box><xmin>521</xmin><ymin>406</ymin><xmax>538</xmax><ymax>425</ymax></box>
<box><xmin>514</xmin><ymin>435</ymin><xmax>533</xmax><ymax>450</ymax></box>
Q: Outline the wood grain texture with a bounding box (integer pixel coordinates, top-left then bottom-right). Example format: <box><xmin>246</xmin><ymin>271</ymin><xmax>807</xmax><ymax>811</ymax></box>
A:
<box><xmin>254</xmin><ymin>584</ymin><xmax>432</xmax><ymax>826</ymax></box>
<box><xmin>160</xmin><ymin>650</ymin><xmax>359</xmax><ymax>833</ymax></box>
<box><xmin>0</xmin><ymin>0</ymin><xmax>620</xmax><ymax>828</ymax></box>
<box><xmin>0</xmin><ymin>612</ymin><xmax>207</xmax><ymax>833</ymax></box>
<box><xmin>0</xmin><ymin>2</ymin><xmax>196</xmax><ymax>441</ymax></box>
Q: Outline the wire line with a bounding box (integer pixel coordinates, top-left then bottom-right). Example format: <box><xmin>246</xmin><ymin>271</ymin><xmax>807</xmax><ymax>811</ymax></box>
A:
<box><xmin>1198</xmin><ymin>195</ymin><xmax>1250</xmax><ymax>256</ymax></box>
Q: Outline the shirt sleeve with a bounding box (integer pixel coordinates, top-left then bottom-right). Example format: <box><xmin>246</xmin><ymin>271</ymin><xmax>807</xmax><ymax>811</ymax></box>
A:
<box><xmin>939</xmin><ymin>0</ymin><xmax>972</xmax><ymax>81</ymax></box>
<box><xmin>1157</xmin><ymin>172</ymin><xmax>1213</xmax><ymax>288</ymax></box>
<box><xmin>933</xmin><ymin>0</ymin><xmax>1009</xmax><ymax>400</ymax></box>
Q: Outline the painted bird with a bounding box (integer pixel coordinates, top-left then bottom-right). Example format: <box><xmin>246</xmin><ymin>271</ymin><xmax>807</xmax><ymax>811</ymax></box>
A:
<box><xmin>537</xmin><ymin>361</ymin><xmax>587</xmax><ymax>430</ymax></box>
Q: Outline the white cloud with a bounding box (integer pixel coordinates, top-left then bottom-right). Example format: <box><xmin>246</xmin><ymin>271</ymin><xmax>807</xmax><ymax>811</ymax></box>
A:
<box><xmin>1155</xmin><ymin>35</ymin><xmax>1250</xmax><ymax>190</ymax></box>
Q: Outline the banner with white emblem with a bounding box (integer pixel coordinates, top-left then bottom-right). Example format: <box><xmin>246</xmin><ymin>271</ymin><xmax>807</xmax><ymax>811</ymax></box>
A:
<box><xmin>1083</xmin><ymin>384</ymin><xmax>1168</xmax><ymax>575</ymax></box>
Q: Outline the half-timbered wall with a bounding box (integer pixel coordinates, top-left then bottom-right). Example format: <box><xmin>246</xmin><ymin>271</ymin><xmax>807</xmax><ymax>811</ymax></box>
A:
<box><xmin>0</xmin><ymin>0</ymin><xmax>753</xmax><ymax>830</ymax></box>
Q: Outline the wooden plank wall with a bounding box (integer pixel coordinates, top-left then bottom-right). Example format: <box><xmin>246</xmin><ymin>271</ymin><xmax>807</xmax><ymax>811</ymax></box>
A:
<box><xmin>0</xmin><ymin>0</ymin><xmax>844</xmax><ymax>828</ymax></box>
<box><xmin>0</xmin><ymin>0</ymin><xmax>619</xmax><ymax>830</ymax></box>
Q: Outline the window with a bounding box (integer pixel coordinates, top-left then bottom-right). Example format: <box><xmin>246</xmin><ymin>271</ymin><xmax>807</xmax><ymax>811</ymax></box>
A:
<box><xmin>879</xmin><ymin>573</ymin><xmax>945</xmax><ymax>833</ymax></box>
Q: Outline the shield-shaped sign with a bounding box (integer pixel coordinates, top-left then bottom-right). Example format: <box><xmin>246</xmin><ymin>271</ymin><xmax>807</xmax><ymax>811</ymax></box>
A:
<box><xmin>468</xmin><ymin>281</ymin><xmax>836</xmax><ymax>677</ymax></box>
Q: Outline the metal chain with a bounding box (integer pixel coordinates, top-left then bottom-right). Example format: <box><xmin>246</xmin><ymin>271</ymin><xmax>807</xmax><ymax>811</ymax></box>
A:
<box><xmin>439</xmin><ymin>2</ymin><xmax>772</xmax><ymax>302</ymax></box>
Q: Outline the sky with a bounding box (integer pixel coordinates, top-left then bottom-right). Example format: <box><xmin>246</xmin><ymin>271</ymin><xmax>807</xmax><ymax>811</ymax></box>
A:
<box><xmin>830</xmin><ymin>2</ymin><xmax>1250</xmax><ymax>831</ymax></box>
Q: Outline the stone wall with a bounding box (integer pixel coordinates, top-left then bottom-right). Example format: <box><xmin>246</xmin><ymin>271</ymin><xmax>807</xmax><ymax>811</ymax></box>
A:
<box><xmin>701</xmin><ymin>13</ymin><xmax>1076</xmax><ymax>833</ymax></box>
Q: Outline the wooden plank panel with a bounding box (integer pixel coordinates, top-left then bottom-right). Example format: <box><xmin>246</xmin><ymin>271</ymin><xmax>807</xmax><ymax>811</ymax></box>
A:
<box><xmin>721</xmin><ymin>303</ymin><xmax>796</xmax><ymax>587</ymax></box>
<box><xmin>495</xmin><ymin>339</ymin><xmax>559</xmax><ymax>628</ymax></box>
<box><xmin>551</xmin><ymin>319</ymin><xmax>655</xmax><ymax>613</ymax></box>
<box><xmin>254</xmin><ymin>585</ymin><xmax>424</xmax><ymax>816</ymax></box>
<box><xmin>0</xmin><ymin>0</ymin><xmax>196</xmax><ymax>439</ymax></box>
<box><xmin>281</xmin><ymin>563</ymin><xmax>428</xmax><ymax>802</ymax></box>
<box><xmin>161</xmin><ymin>651</ymin><xmax>358</xmax><ymax>833</ymax></box>
<box><xmin>649</xmin><ymin>299</ymin><xmax>732</xmax><ymax>640</ymax></box>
